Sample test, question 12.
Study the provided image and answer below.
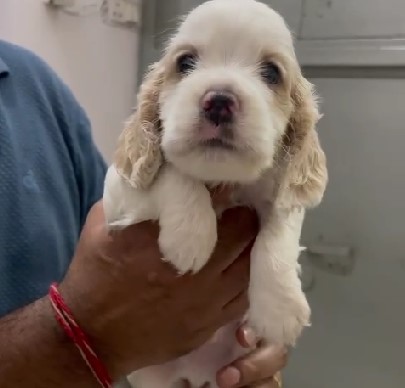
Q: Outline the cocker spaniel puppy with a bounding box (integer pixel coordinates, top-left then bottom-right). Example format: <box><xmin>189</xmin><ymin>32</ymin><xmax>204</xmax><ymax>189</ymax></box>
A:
<box><xmin>103</xmin><ymin>0</ymin><xmax>328</xmax><ymax>386</ymax></box>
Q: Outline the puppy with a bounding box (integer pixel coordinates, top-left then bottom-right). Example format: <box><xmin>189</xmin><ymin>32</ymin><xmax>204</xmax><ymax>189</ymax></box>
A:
<box><xmin>103</xmin><ymin>0</ymin><xmax>328</xmax><ymax>386</ymax></box>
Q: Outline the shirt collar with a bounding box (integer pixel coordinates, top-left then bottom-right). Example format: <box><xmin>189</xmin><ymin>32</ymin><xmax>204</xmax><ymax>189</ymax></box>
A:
<box><xmin>0</xmin><ymin>55</ymin><xmax>10</xmax><ymax>77</ymax></box>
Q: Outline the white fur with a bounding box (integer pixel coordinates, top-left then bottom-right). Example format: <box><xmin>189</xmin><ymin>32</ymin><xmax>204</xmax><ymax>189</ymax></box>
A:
<box><xmin>104</xmin><ymin>0</ymin><xmax>326</xmax><ymax>387</ymax></box>
<box><xmin>105</xmin><ymin>165</ymin><xmax>216</xmax><ymax>274</ymax></box>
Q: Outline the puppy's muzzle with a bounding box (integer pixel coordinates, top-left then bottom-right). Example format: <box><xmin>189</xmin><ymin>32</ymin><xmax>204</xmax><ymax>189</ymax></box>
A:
<box><xmin>202</xmin><ymin>90</ymin><xmax>238</xmax><ymax>126</ymax></box>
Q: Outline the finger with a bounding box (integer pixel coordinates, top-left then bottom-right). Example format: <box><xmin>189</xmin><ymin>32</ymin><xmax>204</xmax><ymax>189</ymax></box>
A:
<box><xmin>250</xmin><ymin>375</ymin><xmax>282</xmax><ymax>388</ymax></box>
<box><xmin>210</xmin><ymin>185</ymin><xmax>233</xmax><ymax>208</ymax></box>
<box><xmin>117</xmin><ymin>216</ymin><xmax>160</xmax><ymax>240</ymax></box>
<box><xmin>222</xmin><ymin>237</ymin><xmax>253</xmax><ymax>275</ymax></box>
<box><xmin>105</xmin><ymin>218</ymin><xmax>160</xmax><ymax>256</ymax></box>
<box><xmin>219</xmin><ymin>244</ymin><xmax>251</xmax><ymax>301</ymax></box>
<box><xmin>206</xmin><ymin>207</ymin><xmax>258</xmax><ymax>273</ymax></box>
<box><xmin>85</xmin><ymin>200</ymin><xmax>106</xmax><ymax>226</ymax></box>
<box><xmin>216</xmin><ymin>346</ymin><xmax>288</xmax><ymax>387</ymax></box>
<box><xmin>236</xmin><ymin>325</ymin><xmax>258</xmax><ymax>349</ymax></box>
<box><xmin>86</xmin><ymin>201</ymin><xmax>157</xmax><ymax>241</ymax></box>
<box><xmin>97</xmin><ymin>221</ymin><xmax>157</xmax><ymax>260</ymax></box>
<box><xmin>251</xmin><ymin>373</ymin><xmax>283</xmax><ymax>388</ymax></box>
<box><xmin>220</xmin><ymin>290</ymin><xmax>249</xmax><ymax>325</ymax></box>
<box><xmin>81</xmin><ymin>201</ymin><xmax>109</xmax><ymax>244</ymax></box>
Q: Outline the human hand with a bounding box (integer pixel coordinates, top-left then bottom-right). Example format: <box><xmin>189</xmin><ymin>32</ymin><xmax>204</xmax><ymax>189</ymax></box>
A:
<box><xmin>59</xmin><ymin>200</ymin><xmax>258</xmax><ymax>380</ymax></box>
<box><xmin>216</xmin><ymin>326</ymin><xmax>288</xmax><ymax>388</ymax></box>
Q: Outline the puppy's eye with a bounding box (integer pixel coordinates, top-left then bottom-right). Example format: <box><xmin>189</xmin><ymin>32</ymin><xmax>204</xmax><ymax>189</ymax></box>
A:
<box><xmin>261</xmin><ymin>62</ymin><xmax>281</xmax><ymax>85</ymax></box>
<box><xmin>176</xmin><ymin>53</ymin><xmax>197</xmax><ymax>74</ymax></box>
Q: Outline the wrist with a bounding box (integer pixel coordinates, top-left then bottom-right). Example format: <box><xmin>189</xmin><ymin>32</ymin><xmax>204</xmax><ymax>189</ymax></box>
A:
<box><xmin>57</xmin><ymin>280</ymin><xmax>130</xmax><ymax>380</ymax></box>
<box><xmin>56</xmin><ymin>281</ymin><xmax>125</xmax><ymax>382</ymax></box>
<box><xmin>38</xmin><ymin>297</ymin><xmax>100</xmax><ymax>387</ymax></box>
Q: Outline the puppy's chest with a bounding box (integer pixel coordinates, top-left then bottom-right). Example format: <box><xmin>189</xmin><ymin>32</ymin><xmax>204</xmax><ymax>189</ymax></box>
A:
<box><xmin>209</xmin><ymin>179</ymin><xmax>278</xmax><ymax>215</ymax></box>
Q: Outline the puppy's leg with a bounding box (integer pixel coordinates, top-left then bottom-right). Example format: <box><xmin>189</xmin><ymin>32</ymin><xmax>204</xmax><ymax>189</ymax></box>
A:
<box><xmin>103</xmin><ymin>165</ymin><xmax>216</xmax><ymax>276</ymax></box>
<box><xmin>156</xmin><ymin>166</ymin><xmax>217</xmax><ymax>274</ymax></box>
<box><xmin>103</xmin><ymin>165</ymin><xmax>156</xmax><ymax>229</ymax></box>
<box><xmin>248</xmin><ymin>207</ymin><xmax>310</xmax><ymax>346</ymax></box>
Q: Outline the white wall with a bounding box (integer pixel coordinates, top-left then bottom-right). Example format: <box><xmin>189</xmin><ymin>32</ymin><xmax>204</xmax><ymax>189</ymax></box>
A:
<box><xmin>0</xmin><ymin>0</ymin><xmax>139</xmax><ymax>162</ymax></box>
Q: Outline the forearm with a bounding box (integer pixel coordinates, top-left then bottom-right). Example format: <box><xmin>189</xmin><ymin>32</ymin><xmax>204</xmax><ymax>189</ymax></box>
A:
<box><xmin>0</xmin><ymin>297</ymin><xmax>99</xmax><ymax>388</ymax></box>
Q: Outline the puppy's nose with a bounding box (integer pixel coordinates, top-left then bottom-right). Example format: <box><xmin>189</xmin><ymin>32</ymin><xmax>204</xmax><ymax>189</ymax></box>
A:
<box><xmin>202</xmin><ymin>91</ymin><xmax>237</xmax><ymax>125</ymax></box>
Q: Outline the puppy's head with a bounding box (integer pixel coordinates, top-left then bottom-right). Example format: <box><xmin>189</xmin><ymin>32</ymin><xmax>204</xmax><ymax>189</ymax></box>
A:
<box><xmin>115</xmin><ymin>0</ymin><xmax>327</xmax><ymax>206</ymax></box>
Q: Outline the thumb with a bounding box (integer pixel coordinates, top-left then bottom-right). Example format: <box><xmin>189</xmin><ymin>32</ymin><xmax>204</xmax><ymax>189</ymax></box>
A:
<box><xmin>209</xmin><ymin>185</ymin><xmax>233</xmax><ymax>209</ymax></box>
<box><xmin>207</xmin><ymin>207</ymin><xmax>258</xmax><ymax>272</ymax></box>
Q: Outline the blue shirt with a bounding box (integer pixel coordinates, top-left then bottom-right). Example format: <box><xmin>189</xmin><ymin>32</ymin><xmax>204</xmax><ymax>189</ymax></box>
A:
<box><xmin>0</xmin><ymin>41</ymin><xmax>107</xmax><ymax>317</ymax></box>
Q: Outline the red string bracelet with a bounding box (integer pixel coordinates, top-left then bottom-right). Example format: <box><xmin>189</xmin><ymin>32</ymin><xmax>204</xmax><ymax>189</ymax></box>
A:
<box><xmin>48</xmin><ymin>283</ymin><xmax>113</xmax><ymax>388</ymax></box>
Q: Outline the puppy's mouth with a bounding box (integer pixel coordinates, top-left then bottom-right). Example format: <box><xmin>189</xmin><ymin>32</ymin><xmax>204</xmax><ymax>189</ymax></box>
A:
<box><xmin>196</xmin><ymin>120</ymin><xmax>236</xmax><ymax>150</ymax></box>
<box><xmin>199</xmin><ymin>137</ymin><xmax>235</xmax><ymax>150</ymax></box>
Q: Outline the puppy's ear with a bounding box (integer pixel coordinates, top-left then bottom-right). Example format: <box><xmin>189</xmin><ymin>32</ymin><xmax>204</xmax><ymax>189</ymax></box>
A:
<box><xmin>279</xmin><ymin>75</ymin><xmax>327</xmax><ymax>208</ymax></box>
<box><xmin>114</xmin><ymin>62</ymin><xmax>164</xmax><ymax>189</ymax></box>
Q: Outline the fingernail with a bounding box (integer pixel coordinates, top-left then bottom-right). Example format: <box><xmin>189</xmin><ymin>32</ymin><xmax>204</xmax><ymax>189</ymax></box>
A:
<box><xmin>219</xmin><ymin>366</ymin><xmax>240</xmax><ymax>387</ymax></box>
<box><xmin>243</xmin><ymin>326</ymin><xmax>257</xmax><ymax>347</ymax></box>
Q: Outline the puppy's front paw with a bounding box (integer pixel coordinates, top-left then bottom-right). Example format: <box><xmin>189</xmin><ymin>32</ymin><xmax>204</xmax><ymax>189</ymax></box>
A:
<box><xmin>159</xmin><ymin>211</ymin><xmax>217</xmax><ymax>274</ymax></box>
<box><xmin>249</xmin><ymin>288</ymin><xmax>311</xmax><ymax>346</ymax></box>
<box><xmin>159</xmin><ymin>234</ymin><xmax>215</xmax><ymax>274</ymax></box>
